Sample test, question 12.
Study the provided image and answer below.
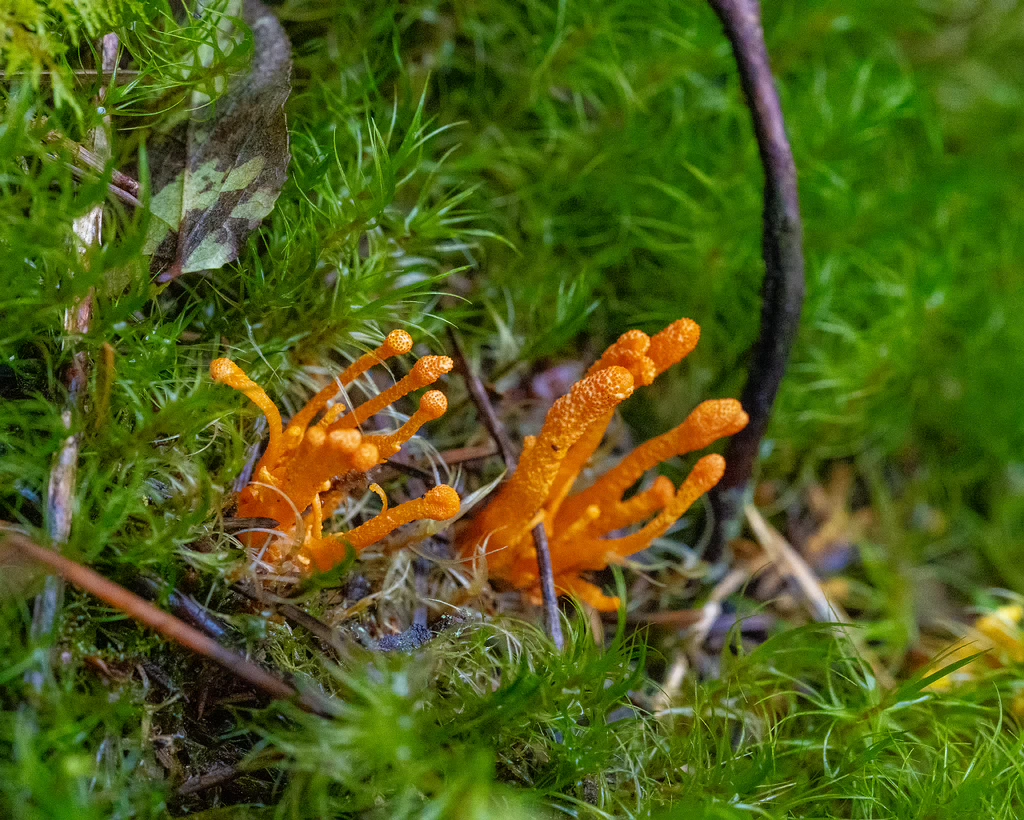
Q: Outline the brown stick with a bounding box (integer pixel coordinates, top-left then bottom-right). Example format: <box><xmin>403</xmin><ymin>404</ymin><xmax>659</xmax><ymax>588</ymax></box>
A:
<box><xmin>29</xmin><ymin>33</ymin><xmax>121</xmax><ymax>689</ymax></box>
<box><xmin>447</xmin><ymin>329</ymin><xmax>565</xmax><ymax>648</ymax></box>
<box><xmin>446</xmin><ymin>329</ymin><xmax>518</xmax><ymax>471</ymax></box>
<box><xmin>66</xmin><ymin>164</ymin><xmax>142</xmax><ymax>208</ymax></box>
<box><xmin>381</xmin><ymin>456</ymin><xmax>436</xmax><ymax>484</ymax></box>
<box><xmin>233</xmin><ymin>581</ymin><xmax>347</xmax><ymax>659</ymax></box>
<box><xmin>133</xmin><ymin>576</ymin><xmax>230</xmax><ymax>641</ymax></box>
<box><xmin>438</xmin><ymin>442</ymin><xmax>498</xmax><ymax>465</ymax></box>
<box><xmin>55</xmin><ymin>138</ymin><xmax>140</xmax><ymax>196</ymax></box>
<box><xmin>3</xmin><ymin>69</ymin><xmax>142</xmax><ymax>85</ymax></box>
<box><xmin>531</xmin><ymin>523</ymin><xmax>565</xmax><ymax>650</ymax></box>
<box><xmin>175</xmin><ymin>763</ymin><xmax>242</xmax><ymax>798</ymax></box>
<box><xmin>705</xmin><ymin>0</ymin><xmax>805</xmax><ymax>561</ymax></box>
<box><xmin>7</xmin><ymin>532</ymin><xmax>338</xmax><ymax>714</ymax></box>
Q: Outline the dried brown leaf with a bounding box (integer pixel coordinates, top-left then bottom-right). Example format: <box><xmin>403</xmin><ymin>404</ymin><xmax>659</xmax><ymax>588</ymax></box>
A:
<box><xmin>143</xmin><ymin>0</ymin><xmax>291</xmax><ymax>281</ymax></box>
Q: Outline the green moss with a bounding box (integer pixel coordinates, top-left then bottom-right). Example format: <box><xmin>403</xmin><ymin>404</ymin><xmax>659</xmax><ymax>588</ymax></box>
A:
<box><xmin>2</xmin><ymin>0</ymin><xmax>1023</xmax><ymax>816</ymax></box>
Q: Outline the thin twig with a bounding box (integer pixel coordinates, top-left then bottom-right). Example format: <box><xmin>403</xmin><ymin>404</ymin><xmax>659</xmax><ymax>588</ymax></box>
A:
<box><xmin>46</xmin><ymin>123</ymin><xmax>143</xmax><ymax>206</ymax></box>
<box><xmin>744</xmin><ymin>505</ymin><xmax>894</xmax><ymax>688</ymax></box>
<box><xmin>52</xmin><ymin>136</ymin><xmax>140</xmax><ymax>196</ymax></box>
<box><xmin>93</xmin><ymin>342</ymin><xmax>116</xmax><ymax>431</ymax></box>
<box><xmin>447</xmin><ymin>329</ymin><xmax>566</xmax><ymax>648</ymax></box>
<box><xmin>446</xmin><ymin>329</ymin><xmax>518</xmax><ymax>470</ymax></box>
<box><xmin>447</xmin><ymin>331</ymin><xmax>566</xmax><ymax>646</ymax></box>
<box><xmin>629</xmin><ymin>550</ymin><xmax>771</xmax><ymax>631</ymax></box>
<box><xmin>5</xmin><ymin>532</ymin><xmax>341</xmax><ymax>711</ymax></box>
<box><xmin>531</xmin><ymin>523</ymin><xmax>565</xmax><ymax>650</ymax></box>
<box><xmin>133</xmin><ymin>576</ymin><xmax>230</xmax><ymax>641</ymax></box>
<box><xmin>233</xmin><ymin>581</ymin><xmax>347</xmax><ymax>659</ymax></box>
<box><xmin>653</xmin><ymin>653</ymin><xmax>689</xmax><ymax>715</ymax></box>
<box><xmin>66</xmin><ymin>164</ymin><xmax>142</xmax><ymax>208</ymax></box>
<box><xmin>437</xmin><ymin>441</ymin><xmax>498</xmax><ymax>466</ymax></box>
<box><xmin>382</xmin><ymin>456</ymin><xmax>436</xmax><ymax>484</ymax></box>
<box><xmin>29</xmin><ymin>33</ymin><xmax>120</xmax><ymax>689</ymax></box>
<box><xmin>745</xmin><ymin>505</ymin><xmax>841</xmax><ymax>624</ymax></box>
<box><xmin>175</xmin><ymin>763</ymin><xmax>242</xmax><ymax>798</ymax></box>
<box><xmin>413</xmin><ymin>555</ymin><xmax>430</xmax><ymax>629</ymax></box>
<box><xmin>705</xmin><ymin>0</ymin><xmax>805</xmax><ymax>561</ymax></box>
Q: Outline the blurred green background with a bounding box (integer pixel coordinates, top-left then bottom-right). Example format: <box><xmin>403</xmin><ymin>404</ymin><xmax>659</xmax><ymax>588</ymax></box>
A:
<box><xmin>281</xmin><ymin>0</ymin><xmax>1024</xmax><ymax>599</ymax></box>
<box><xmin>3</xmin><ymin>1</ymin><xmax>1024</xmax><ymax>816</ymax></box>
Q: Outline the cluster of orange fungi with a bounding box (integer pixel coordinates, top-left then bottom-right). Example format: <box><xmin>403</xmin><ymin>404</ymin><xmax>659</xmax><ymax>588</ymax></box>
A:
<box><xmin>456</xmin><ymin>319</ymin><xmax>749</xmax><ymax>611</ymax></box>
<box><xmin>214</xmin><ymin>319</ymin><xmax>747</xmax><ymax>611</ymax></box>
<box><xmin>210</xmin><ymin>330</ymin><xmax>460</xmax><ymax>573</ymax></box>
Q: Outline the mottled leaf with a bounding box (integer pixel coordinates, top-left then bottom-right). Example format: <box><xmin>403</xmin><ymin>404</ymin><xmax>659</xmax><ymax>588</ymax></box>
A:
<box><xmin>144</xmin><ymin>0</ymin><xmax>291</xmax><ymax>281</ymax></box>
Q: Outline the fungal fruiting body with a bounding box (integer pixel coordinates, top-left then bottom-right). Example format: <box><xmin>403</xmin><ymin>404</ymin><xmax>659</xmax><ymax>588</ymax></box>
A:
<box><xmin>212</xmin><ymin>330</ymin><xmax>460</xmax><ymax>572</ymax></box>
<box><xmin>458</xmin><ymin>319</ymin><xmax>749</xmax><ymax>611</ymax></box>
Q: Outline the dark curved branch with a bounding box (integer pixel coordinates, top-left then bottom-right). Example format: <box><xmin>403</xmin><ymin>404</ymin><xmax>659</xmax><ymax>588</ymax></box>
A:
<box><xmin>706</xmin><ymin>0</ymin><xmax>805</xmax><ymax>560</ymax></box>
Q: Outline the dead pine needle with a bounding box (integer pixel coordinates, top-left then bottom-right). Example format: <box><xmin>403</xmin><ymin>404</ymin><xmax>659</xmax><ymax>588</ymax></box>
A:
<box><xmin>5</xmin><ymin>532</ymin><xmax>337</xmax><ymax>716</ymax></box>
<box><xmin>744</xmin><ymin>504</ymin><xmax>894</xmax><ymax>688</ymax></box>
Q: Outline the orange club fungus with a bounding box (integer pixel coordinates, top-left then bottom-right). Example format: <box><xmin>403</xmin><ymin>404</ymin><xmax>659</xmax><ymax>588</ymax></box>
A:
<box><xmin>211</xmin><ymin>330</ymin><xmax>461</xmax><ymax>572</ymax></box>
<box><xmin>458</xmin><ymin>319</ymin><xmax>749</xmax><ymax>611</ymax></box>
